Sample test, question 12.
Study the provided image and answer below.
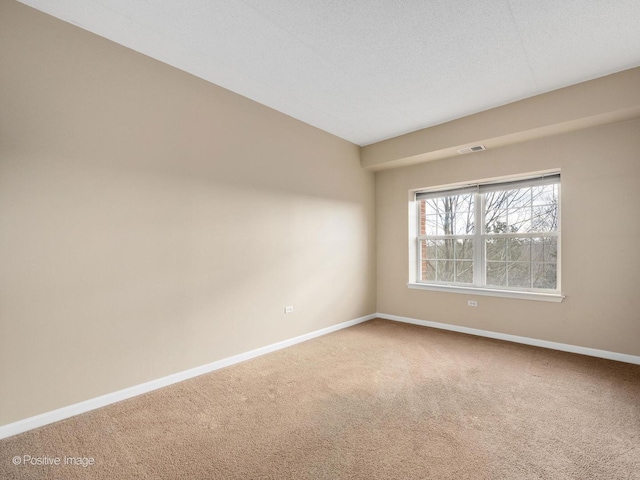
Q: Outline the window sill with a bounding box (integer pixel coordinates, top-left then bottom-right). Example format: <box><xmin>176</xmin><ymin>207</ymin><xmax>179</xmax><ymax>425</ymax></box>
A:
<box><xmin>407</xmin><ymin>282</ymin><xmax>565</xmax><ymax>302</ymax></box>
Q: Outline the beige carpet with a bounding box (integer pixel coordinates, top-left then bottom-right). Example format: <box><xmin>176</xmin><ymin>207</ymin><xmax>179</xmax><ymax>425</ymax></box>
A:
<box><xmin>1</xmin><ymin>319</ymin><xmax>639</xmax><ymax>479</ymax></box>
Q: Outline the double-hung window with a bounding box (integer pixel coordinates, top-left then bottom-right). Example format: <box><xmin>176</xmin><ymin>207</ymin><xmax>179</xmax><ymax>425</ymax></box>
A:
<box><xmin>411</xmin><ymin>173</ymin><xmax>562</xmax><ymax>301</ymax></box>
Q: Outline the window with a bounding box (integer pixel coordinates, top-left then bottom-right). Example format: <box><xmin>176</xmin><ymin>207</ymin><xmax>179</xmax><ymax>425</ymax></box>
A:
<box><xmin>410</xmin><ymin>173</ymin><xmax>562</xmax><ymax>301</ymax></box>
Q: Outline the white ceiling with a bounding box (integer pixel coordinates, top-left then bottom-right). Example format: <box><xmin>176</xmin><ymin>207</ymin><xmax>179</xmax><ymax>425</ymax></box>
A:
<box><xmin>18</xmin><ymin>0</ymin><xmax>640</xmax><ymax>146</ymax></box>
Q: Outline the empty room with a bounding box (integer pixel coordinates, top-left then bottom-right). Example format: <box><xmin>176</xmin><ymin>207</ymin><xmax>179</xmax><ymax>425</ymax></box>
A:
<box><xmin>1</xmin><ymin>0</ymin><xmax>639</xmax><ymax>478</ymax></box>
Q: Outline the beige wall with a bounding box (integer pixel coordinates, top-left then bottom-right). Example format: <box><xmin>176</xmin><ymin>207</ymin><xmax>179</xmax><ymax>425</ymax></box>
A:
<box><xmin>0</xmin><ymin>1</ymin><xmax>376</xmax><ymax>425</ymax></box>
<box><xmin>376</xmin><ymin>118</ymin><xmax>640</xmax><ymax>356</ymax></box>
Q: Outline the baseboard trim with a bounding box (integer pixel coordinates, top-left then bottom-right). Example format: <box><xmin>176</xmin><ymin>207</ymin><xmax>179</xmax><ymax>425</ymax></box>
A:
<box><xmin>377</xmin><ymin>313</ymin><xmax>640</xmax><ymax>366</ymax></box>
<box><xmin>4</xmin><ymin>312</ymin><xmax>637</xmax><ymax>440</ymax></box>
<box><xmin>0</xmin><ymin>313</ymin><xmax>376</xmax><ymax>440</ymax></box>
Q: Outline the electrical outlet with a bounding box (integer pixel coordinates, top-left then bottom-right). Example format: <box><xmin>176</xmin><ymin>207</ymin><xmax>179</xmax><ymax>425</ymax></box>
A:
<box><xmin>467</xmin><ymin>300</ymin><xmax>478</xmax><ymax>307</ymax></box>
<box><xmin>284</xmin><ymin>306</ymin><xmax>294</xmax><ymax>314</ymax></box>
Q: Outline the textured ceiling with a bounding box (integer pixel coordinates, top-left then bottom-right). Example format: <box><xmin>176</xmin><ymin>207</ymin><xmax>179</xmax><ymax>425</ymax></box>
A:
<box><xmin>18</xmin><ymin>0</ymin><xmax>640</xmax><ymax>146</ymax></box>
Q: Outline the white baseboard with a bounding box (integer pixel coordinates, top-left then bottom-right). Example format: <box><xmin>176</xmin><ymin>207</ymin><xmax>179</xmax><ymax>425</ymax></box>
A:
<box><xmin>0</xmin><ymin>313</ymin><xmax>376</xmax><ymax>440</ymax></box>
<box><xmin>377</xmin><ymin>313</ymin><xmax>640</xmax><ymax>366</ymax></box>
<box><xmin>3</xmin><ymin>312</ymin><xmax>637</xmax><ymax>440</ymax></box>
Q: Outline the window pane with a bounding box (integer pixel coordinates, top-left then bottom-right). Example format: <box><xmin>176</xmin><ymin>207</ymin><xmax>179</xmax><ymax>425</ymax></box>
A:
<box><xmin>456</xmin><ymin>195</ymin><xmax>475</xmax><ymax>234</ymax></box>
<box><xmin>544</xmin><ymin>237</ymin><xmax>558</xmax><ymax>263</ymax></box>
<box><xmin>426</xmin><ymin>194</ymin><xmax>476</xmax><ymax>236</ymax></box>
<box><xmin>420</xmin><ymin>200</ymin><xmax>441</xmax><ymax>235</ymax></box>
<box><xmin>508</xmin><ymin>187</ymin><xmax>532</xmax><ymax>209</ymax></box>
<box><xmin>434</xmin><ymin>194</ymin><xmax>474</xmax><ymax>213</ymax></box>
<box><xmin>420</xmin><ymin>192</ymin><xmax>475</xmax><ymax>286</ymax></box>
<box><xmin>531</xmin><ymin>205</ymin><xmax>557</xmax><ymax>232</ymax></box>
<box><xmin>437</xmin><ymin>260</ymin><xmax>454</xmax><ymax>282</ymax></box>
<box><xmin>425</xmin><ymin>214</ymin><xmax>438</xmax><ymax>236</ymax></box>
<box><xmin>421</xmin><ymin>240</ymin><xmax>437</xmax><ymax>260</ymax></box>
<box><xmin>432</xmin><ymin>196</ymin><xmax>449</xmax><ymax>214</ymax></box>
<box><xmin>486</xmin><ymin>262</ymin><xmax>506</xmax><ymax>287</ymax></box>
<box><xmin>531</xmin><ymin>237</ymin><xmax>544</xmax><ymax>262</ymax></box>
<box><xmin>458</xmin><ymin>194</ymin><xmax>475</xmax><ymax>212</ymax></box>
<box><xmin>532</xmin><ymin>185</ymin><xmax>557</xmax><ymax>206</ymax></box>
<box><xmin>455</xmin><ymin>239</ymin><xmax>473</xmax><ymax>260</ymax></box>
<box><xmin>486</xmin><ymin>238</ymin><xmax>507</xmax><ymax>261</ymax></box>
<box><xmin>437</xmin><ymin>197</ymin><xmax>454</xmax><ymax>235</ymax></box>
<box><xmin>422</xmin><ymin>260</ymin><xmax>436</xmax><ymax>282</ymax></box>
<box><xmin>508</xmin><ymin>207</ymin><xmax>531</xmax><ymax>233</ymax></box>
<box><xmin>436</xmin><ymin>239</ymin><xmax>455</xmax><ymax>260</ymax></box>
<box><xmin>485</xmin><ymin>202</ymin><xmax>508</xmax><ymax>234</ymax></box>
<box><xmin>507</xmin><ymin>238</ymin><xmax>531</xmax><ymax>262</ymax></box>
<box><xmin>455</xmin><ymin>261</ymin><xmax>473</xmax><ymax>284</ymax></box>
<box><xmin>438</xmin><ymin>210</ymin><xmax>453</xmax><ymax>235</ymax></box>
<box><xmin>423</xmin><ymin>199</ymin><xmax>438</xmax><ymax>216</ymax></box>
<box><xmin>485</xmin><ymin>185</ymin><xmax>557</xmax><ymax>235</ymax></box>
<box><xmin>485</xmin><ymin>190</ymin><xmax>509</xmax><ymax>213</ymax></box>
<box><xmin>508</xmin><ymin>262</ymin><xmax>531</xmax><ymax>288</ymax></box>
<box><xmin>532</xmin><ymin>237</ymin><xmax>557</xmax><ymax>263</ymax></box>
<box><xmin>533</xmin><ymin>263</ymin><xmax>557</xmax><ymax>289</ymax></box>
<box><xmin>454</xmin><ymin>211</ymin><xmax>475</xmax><ymax>235</ymax></box>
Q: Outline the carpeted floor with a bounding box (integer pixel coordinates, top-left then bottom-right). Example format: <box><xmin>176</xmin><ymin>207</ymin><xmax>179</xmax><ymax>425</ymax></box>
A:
<box><xmin>1</xmin><ymin>319</ymin><xmax>639</xmax><ymax>479</ymax></box>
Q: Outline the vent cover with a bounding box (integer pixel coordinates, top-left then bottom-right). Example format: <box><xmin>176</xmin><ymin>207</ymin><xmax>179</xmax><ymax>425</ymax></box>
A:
<box><xmin>457</xmin><ymin>144</ymin><xmax>486</xmax><ymax>154</ymax></box>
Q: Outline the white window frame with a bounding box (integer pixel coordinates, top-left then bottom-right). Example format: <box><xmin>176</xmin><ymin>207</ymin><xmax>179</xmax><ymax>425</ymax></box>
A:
<box><xmin>408</xmin><ymin>172</ymin><xmax>564</xmax><ymax>303</ymax></box>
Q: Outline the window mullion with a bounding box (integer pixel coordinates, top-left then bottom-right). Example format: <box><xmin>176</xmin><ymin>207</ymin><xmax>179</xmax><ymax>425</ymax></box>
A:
<box><xmin>474</xmin><ymin>193</ymin><xmax>484</xmax><ymax>287</ymax></box>
<box><xmin>416</xmin><ymin>200</ymin><xmax>422</xmax><ymax>283</ymax></box>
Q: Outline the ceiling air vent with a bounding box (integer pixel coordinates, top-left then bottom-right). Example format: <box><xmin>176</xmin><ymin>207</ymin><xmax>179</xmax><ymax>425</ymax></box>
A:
<box><xmin>457</xmin><ymin>144</ymin><xmax>486</xmax><ymax>154</ymax></box>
